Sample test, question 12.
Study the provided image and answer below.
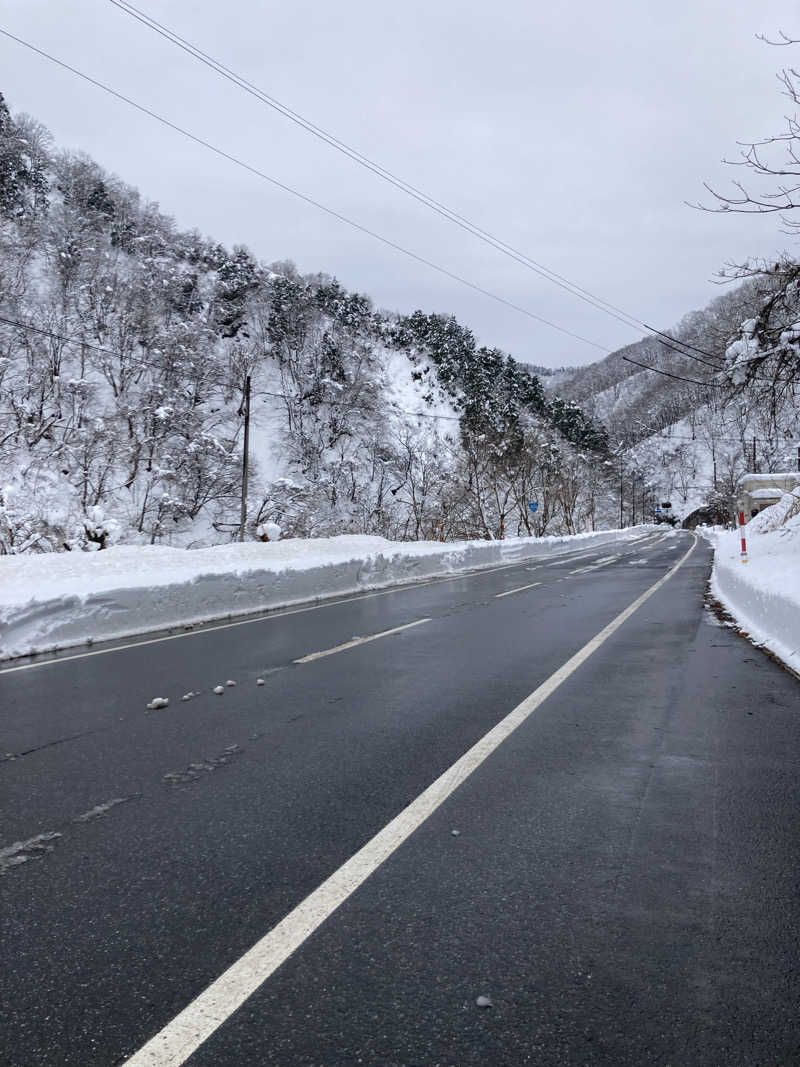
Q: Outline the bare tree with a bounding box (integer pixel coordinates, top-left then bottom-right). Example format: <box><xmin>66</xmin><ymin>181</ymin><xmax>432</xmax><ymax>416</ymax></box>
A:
<box><xmin>695</xmin><ymin>34</ymin><xmax>800</xmax><ymax>394</ymax></box>
<box><xmin>698</xmin><ymin>33</ymin><xmax>800</xmax><ymax>225</ymax></box>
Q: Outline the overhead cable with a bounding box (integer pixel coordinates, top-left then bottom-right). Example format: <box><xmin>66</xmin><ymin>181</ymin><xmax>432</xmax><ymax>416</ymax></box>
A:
<box><xmin>621</xmin><ymin>355</ymin><xmax>720</xmax><ymax>388</ymax></box>
<box><xmin>0</xmin><ymin>27</ymin><xmax>611</xmax><ymax>354</ymax></box>
<box><xmin>108</xmin><ymin>0</ymin><xmax>725</xmax><ymax>367</ymax></box>
<box><xmin>0</xmin><ymin>312</ymin><xmax>463</xmax><ymax>419</ymax></box>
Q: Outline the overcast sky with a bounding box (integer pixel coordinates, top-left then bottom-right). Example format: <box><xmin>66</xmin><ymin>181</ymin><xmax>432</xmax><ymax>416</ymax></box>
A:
<box><xmin>2</xmin><ymin>0</ymin><xmax>800</xmax><ymax>367</ymax></box>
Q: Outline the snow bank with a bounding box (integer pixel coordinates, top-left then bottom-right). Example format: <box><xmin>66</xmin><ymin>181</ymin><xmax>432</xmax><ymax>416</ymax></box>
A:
<box><xmin>706</xmin><ymin>491</ymin><xmax>800</xmax><ymax>675</ymax></box>
<box><xmin>0</xmin><ymin>527</ymin><xmax>654</xmax><ymax>661</ymax></box>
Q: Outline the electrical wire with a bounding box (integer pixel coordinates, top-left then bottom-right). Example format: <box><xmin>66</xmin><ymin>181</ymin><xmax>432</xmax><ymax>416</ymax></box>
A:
<box><xmin>621</xmin><ymin>355</ymin><xmax>721</xmax><ymax>388</ymax></box>
<box><xmin>261</xmin><ymin>390</ymin><xmax>463</xmax><ymax>422</ymax></box>
<box><xmin>0</xmin><ymin>312</ymin><xmax>464</xmax><ymax>420</ymax></box>
<box><xmin>3</xmin><ymin>312</ymin><xmax>792</xmax><ymax>426</ymax></box>
<box><xmin>0</xmin><ymin>314</ymin><xmax>609</xmax><ymax>428</ymax></box>
<box><xmin>0</xmin><ymin>310</ymin><xmax>729</xmax><ymax>399</ymax></box>
<box><xmin>633</xmin><ymin>432</ymin><xmax>779</xmax><ymax>444</ymax></box>
<box><xmin>107</xmin><ymin>1</ymin><xmax>646</xmax><ymax>330</ymax></box>
<box><xmin>622</xmin><ymin>352</ymin><xmax>795</xmax><ymax>387</ymax></box>
<box><xmin>0</xmin><ymin>27</ymin><xmax>611</xmax><ymax>354</ymax></box>
<box><xmin>0</xmin><ymin>30</ymin><xmax>792</xmax><ymax>394</ymax></box>
<box><xmin>640</xmin><ymin>333</ymin><xmax>723</xmax><ymax>370</ymax></box>
<box><xmin>0</xmin><ymin>314</ymin><xmax>134</xmax><ymax>361</ymax></box>
<box><xmin>5</xmin><ymin>25</ymin><xmax>783</xmax><ymax>386</ymax></box>
<box><xmin>108</xmin><ymin>0</ymin><xmax>727</xmax><ymax>368</ymax></box>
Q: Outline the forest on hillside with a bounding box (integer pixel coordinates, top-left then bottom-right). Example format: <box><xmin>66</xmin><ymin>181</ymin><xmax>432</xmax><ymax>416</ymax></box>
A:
<box><xmin>0</xmin><ymin>92</ymin><xmax>618</xmax><ymax>554</ymax></box>
<box><xmin>4</xmin><ymin>28</ymin><xmax>800</xmax><ymax>556</ymax></box>
<box><xmin>550</xmin><ymin>274</ymin><xmax>800</xmax><ymax>521</ymax></box>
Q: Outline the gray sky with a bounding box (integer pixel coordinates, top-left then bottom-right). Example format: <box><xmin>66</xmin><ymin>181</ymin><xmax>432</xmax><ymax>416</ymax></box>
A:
<box><xmin>2</xmin><ymin>0</ymin><xmax>799</xmax><ymax>367</ymax></box>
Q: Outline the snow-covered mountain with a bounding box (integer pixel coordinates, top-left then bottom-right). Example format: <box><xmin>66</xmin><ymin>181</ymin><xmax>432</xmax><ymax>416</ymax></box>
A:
<box><xmin>552</xmin><ymin>284</ymin><xmax>800</xmax><ymax>524</ymax></box>
<box><xmin>3</xmin><ymin>90</ymin><xmax>796</xmax><ymax>553</ymax></box>
<box><xmin>0</xmin><ymin>94</ymin><xmax>614</xmax><ymax>553</ymax></box>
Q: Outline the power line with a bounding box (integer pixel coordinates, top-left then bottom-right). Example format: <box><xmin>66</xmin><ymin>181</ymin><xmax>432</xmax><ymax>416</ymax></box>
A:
<box><xmin>0</xmin><ymin>312</ymin><xmax>234</xmax><ymax>379</ymax></box>
<box><xmin>0</xmin><ymin>27</ymin><xmax>610</xmax><ymax>354</ymax></box>
<box><xmin>0</xmin><ymin>308</ymin><xmax>730</xmax><ymax>398</ymax></box>
<box><xmin>0</xmin><ymin>314</ymin><xmax>134</xmax><ymax>361</ymax></box>
<box><xmin>108</xmin><ymin>0</ymin><xmax>727</xmax><ymax>369</ymax></box>
<box><xmin>641</xmin><ymin>332</ymin><xmax>723</xmax><ymax>370</ymax></box>
<box><xmin>1</xmin><ymin>31</ymin><xmax>790</xmax><ymax>394</ymax></box>
<box><xmin>622</xmin><ymin>352</ymin><xmax>795</xmax><ymax>388</ymax></box>
<box><xmin>0</xmin><ymin>312</ymin><xmax>466</xmax><ymax>419</ymax></box>
<box><xmin>261</xmin><ymin>390</ymin><xmax>463</xmax><ymax>422</ymax></box>
<box><xmin>108</xmin><ymin>0</ymin><xmax>644</xmax><ymax>331</ymax></box>
<box><xmin>637</xmin><ymin>433</ymin><xmax>781</xmax><ymax>443</ymax></box>
<box><xmin>0</xmin><ymin>313</ymin><xmax>523</xmax><ymax>424</ymax></box>
<box><xmin>3</xmin><ymin>312</ymin><xmax>790</xmax><ymax>425</ymax></box>
<box><xmin>7</xmin><ymin>313</ymin><xmax>786</xmax><ymax>441</ymax></box>
<box><xmin>621</xmin><ymin>355</ymin><xmax>720</xmax><ymax>388</ymax></box>
<box><xmin>642</xmin><ymin>325</ymin><xmax>723</xmax><ymax>364</ymax></box>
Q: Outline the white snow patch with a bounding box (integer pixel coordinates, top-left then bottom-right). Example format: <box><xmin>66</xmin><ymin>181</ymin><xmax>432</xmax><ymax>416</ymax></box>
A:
<box><xmin>256</xmin><ymin>522</ymin><xmax>281</xmax><ymax>542</ymax></box>
<box><xmin>0</xmin><ymin>528</ymin><xmax>657</xmax><ymax>661</ymax></box>
<box><xmin>74</xmin><ymin>796</ymin><xmax>138</xmax><ymax>822</ymax></box>
<box><xmin>0</xmin><ymin>831</ymin><xmax>62</xmax><ymax>873</ymax></box>
<box><xmin>704</xmin><ymin>490</ymin><xmax>800</xmax><ymax>674</ymax></box>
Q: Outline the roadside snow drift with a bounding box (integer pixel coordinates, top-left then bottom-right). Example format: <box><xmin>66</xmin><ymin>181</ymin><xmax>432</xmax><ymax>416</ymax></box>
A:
<box><xmin>0</xmin><ymin>528</ymin><xmax>652</xmax><ymax>660</ymax></box>
<box><xmin>707</xmin><ymin>490</ymin><xmax>800</xmax><ymax>675</ymax></box>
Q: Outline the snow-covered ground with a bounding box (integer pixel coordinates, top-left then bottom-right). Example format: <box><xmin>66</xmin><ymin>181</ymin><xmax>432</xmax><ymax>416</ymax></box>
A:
<box><xmin>0</xmin><ymin>528</ymin><xmax>651</xmax><ymax>661</ymax></box>
<box><xmin>705</xmin><ymin>490</ymin><xmax>800</xmax><ymax>676</ymax></box>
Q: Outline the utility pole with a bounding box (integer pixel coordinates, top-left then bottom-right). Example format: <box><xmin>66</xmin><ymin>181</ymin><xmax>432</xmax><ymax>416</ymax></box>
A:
<box><xmin>238</xmin><ymin>375</ymin><xmax>251</xmax><ymax>543</ymax></box>
<box><xmin>619</xmin><ymin>472</ymin><xmax>624</xmax><ymax>528</ymax></box>
<box><xmin>752</xmin><ymin>436</ymin><xmax>757</xmax><ymax>472</ymax></box>
<box><xmin>631</xmin><ymin>476</ymin><xmax>636</xmax><ymax>525</ymax></box>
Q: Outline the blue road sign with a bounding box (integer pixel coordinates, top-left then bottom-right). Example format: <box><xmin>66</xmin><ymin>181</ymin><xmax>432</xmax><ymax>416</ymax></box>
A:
<box><xmin>528</xmin><ymin>501</ymin><xmax>539</xmax><ymax>513</ymax></box>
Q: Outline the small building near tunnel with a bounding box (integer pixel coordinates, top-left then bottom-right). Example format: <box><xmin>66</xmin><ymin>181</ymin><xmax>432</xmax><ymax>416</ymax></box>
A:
<box><xmin>737</xmin><ymin>472</ymin><xmax>800</xmax><ymax>519</ymax></box>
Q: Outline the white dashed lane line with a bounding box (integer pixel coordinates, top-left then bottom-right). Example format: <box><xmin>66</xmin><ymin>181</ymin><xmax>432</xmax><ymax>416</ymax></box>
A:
<box><xmin>121</xmin><ymin>534</ymin><xmax>698</xmax><ymax>1067</ymax></box>
<box><xmin>494</xmin><ymin>581</ymin><xmax>542</xmax><ymax>599</ymax></box>
<box><xmin>0</xmin><ymin>532</ymin><xmax>670</xmax><ymax>677</ymax></box>
<box><xmin>293</xmin><ymin>618</ymin><xmax>431</xmax><ymax>664</ymax></box>
<box><xmin>568</xmin><ymin>555</ymin><xmax>619</xmax><ymax>575</ymax></box>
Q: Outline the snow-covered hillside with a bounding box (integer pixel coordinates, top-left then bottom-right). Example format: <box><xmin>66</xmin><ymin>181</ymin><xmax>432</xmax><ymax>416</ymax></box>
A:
<box><xmin>0</xmin><ymin>94</ymin><xmax>614</xmax><ymax>554</ymax></box>
<box><xmin>554</xmin><ymin>285</ymin><xmax>800</xmax><ymax>525</ymax></box>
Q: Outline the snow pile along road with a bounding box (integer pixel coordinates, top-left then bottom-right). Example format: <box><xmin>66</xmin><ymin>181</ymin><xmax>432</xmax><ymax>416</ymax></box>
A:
<box><xmin>707</xmin><ymin>490</ymin><xmax>800</xmax><ymax>675</ymax></box>
<box><xmin>0</xmin><ymin>528</ymin><xmax>653</xmax><ymax>661</ymax></box>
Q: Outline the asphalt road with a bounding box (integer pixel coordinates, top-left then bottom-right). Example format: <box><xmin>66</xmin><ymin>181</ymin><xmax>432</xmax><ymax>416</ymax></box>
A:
<box><xmin>2</xmin><ymin>530</ymin><xmax>800</xmax><ymax>1066</ymax></box>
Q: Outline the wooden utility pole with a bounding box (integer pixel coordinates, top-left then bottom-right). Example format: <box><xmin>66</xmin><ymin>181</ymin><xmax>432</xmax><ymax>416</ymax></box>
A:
<box><xmin>619</xmin><ymin>471</ymin><xmax>624</xmax><ymax>528</ymax></box>
<box><xmin>239</xmin><ymin>375</ymin><xmax>251</xmax><ymax>543</ymax></box>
